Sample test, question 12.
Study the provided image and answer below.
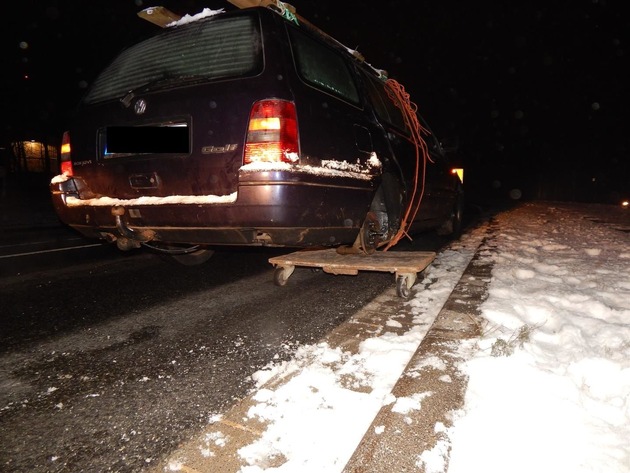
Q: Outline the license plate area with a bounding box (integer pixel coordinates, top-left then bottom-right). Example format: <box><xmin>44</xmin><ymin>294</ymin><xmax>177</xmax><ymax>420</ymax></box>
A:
<box><xmin>102</xmin><ymin>123</ymin><xmax>189</xmax><ymax>158</ymax></box>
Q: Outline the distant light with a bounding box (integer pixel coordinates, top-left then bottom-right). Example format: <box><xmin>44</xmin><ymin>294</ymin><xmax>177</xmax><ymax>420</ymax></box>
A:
<box><xmin>451</xmin><ymin>168</ymin><xmax>464</xmax><ymax>184</ymax></box>
<box><xmin>23</xmin><ymin>74</ymin><xmax>29</xmax><ymax>80</ymax></box>
<box><xmin>622</xmin><ymin>200</ymin><xmax>629</xmax><ymax>209</ymax></box>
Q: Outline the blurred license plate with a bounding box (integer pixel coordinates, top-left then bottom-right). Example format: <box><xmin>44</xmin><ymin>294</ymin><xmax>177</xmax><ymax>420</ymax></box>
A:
<box><xmin>105</xmin><ymin>125</ymin><xmax>189</xmax><ymax>154</ymax></box>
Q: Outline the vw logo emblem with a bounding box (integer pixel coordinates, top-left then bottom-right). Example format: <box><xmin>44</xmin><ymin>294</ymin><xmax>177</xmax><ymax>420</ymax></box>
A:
<box><xmin>134</xmin><ymin>99</ymin><xmax>147</xmax><ymax>115</ymax></box>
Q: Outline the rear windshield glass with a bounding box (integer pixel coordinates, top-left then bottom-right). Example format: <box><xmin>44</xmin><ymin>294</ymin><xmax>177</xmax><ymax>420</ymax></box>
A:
<box><xmin>83</xmin><ymin>14</ymin><xmax>263</xmax><ymax>104</ymax></box>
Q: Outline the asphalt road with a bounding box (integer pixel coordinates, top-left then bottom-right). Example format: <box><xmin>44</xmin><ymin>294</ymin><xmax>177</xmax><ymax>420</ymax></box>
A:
<box><xmin>1</xmin><ymin>227</ymin><xmax>454</xmax><ymax>472</ymax></box>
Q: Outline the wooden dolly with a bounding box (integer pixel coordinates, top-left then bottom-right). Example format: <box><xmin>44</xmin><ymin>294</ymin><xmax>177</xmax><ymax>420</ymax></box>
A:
<box><xmin>269</xmin><ymin>249</ymin><xmax>436</xmax><ymax>298</ymax></box>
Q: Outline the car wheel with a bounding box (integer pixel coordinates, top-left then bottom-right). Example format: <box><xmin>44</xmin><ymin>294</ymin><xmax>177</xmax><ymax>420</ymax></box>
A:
<box><xmin>341</xmin><ymin>179</ymin><xmax>401</xmax><ymax>255</ymax></box>
<box><xmin>437</xmin><ymin>189</ymin><xmax>464</xmax><ymax>236</ymax></box>
<box><xmin>356</xmin><ymin>211</ymin><xmax>382</xmax><ymax>254</ymax></box>
<box><xmin>339</xmin><ymin>211</ymin><xmax>382</xmax><ymax>255</ymax></box>
<box><xmin>168</xmin><ymin>248</ymin><xmax>215</xmax><ymax>266</ymax></box>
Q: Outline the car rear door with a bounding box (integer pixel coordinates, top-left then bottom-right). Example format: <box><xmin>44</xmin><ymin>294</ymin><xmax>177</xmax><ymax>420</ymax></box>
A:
<box><xmin>284</xmin><ymin>24</ymin><xmax>380</xmax><ymax>172</ymax></box>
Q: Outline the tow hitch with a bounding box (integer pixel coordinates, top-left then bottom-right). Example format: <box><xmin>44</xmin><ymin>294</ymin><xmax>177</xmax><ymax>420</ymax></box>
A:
<box><xmin>111</xmin><ymin>206</ymin><xmax>156</xmax><ymax>250</ymax></box>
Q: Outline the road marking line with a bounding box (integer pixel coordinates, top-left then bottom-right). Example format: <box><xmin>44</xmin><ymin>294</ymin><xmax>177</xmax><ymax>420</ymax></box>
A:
<box><xmin>0</xmin><ymin>243</ymin><xmax>104</xmax><ymax>259</ymax></box>
<box><xmin>0</xmin><ymin>237</ymin><xmax>85</xmax><ymax>249</ymax></box>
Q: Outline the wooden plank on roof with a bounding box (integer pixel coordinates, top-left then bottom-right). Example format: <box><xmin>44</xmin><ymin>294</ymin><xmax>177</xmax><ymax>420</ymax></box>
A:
<box><xmin>227</xmin><ymin>0</ymin><xmax>295</xmax><ymax>13</ymax></box>
<box><xmin>137</xmin><ymin>6</ymin><xmax>182</xmax><ymax>28</ymax></box>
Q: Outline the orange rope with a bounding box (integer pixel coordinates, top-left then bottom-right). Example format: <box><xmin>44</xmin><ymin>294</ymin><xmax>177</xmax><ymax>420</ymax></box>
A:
<box><xmin>382</xmin><ymin>79</ymin><xmax>433</xmax><ymax>251</ymax></box>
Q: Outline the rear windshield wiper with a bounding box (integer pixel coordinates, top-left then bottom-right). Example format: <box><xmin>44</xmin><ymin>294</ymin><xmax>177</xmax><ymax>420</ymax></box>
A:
<box><xmin>120</xmin><ymin>75</ymin><xmax>207</xmax><ymax>107</ymax></box>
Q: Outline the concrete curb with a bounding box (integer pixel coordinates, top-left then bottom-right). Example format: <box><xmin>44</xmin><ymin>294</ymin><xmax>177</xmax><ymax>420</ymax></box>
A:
<box><xmin>342</xmin><ymin>251</ymin><xmax>492</xmax><ymax>472</ymax></box>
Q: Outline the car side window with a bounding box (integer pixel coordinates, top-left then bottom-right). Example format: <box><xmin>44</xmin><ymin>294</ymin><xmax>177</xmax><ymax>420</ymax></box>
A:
<box><xmin>361</xmin><ymin>72</ymin><xmax>409</xmax><ymax>136</ymax></box>
<box><xmin>288</xmin><ymin>27</ymin><xmax>360</xmax><ymax>105</ymax></box>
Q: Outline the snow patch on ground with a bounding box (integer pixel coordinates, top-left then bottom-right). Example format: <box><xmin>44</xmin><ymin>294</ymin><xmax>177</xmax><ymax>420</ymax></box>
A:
<box><xmin>447</xmin><ymin>203</ymin><xmax>630</xmax><ymax>473</ymax></box>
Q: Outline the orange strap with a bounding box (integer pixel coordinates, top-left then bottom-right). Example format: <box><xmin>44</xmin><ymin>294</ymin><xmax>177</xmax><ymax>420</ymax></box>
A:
<box><xmin>382</xmin><ymin>79</ymin><xmax>432</xmax><ymax>251</ymax></box>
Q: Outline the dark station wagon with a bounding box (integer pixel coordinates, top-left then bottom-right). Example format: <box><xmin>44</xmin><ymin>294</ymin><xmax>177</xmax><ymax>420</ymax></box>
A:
<box><xmin>51</xmin><ymin>2</ymin><xmax>464</xmax><ymax>265</ymax></box>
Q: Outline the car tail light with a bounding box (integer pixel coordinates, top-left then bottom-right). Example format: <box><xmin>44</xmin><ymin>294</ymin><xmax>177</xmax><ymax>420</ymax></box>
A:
<box><xmin>60</xmin><ymin>131</ymin><xmax>74</xmax><ymax>176</ymax></box>
<box><xmin>244</xmin><ymin>99</ymin><xmax>298</xmax><ymax>164</ymax></box>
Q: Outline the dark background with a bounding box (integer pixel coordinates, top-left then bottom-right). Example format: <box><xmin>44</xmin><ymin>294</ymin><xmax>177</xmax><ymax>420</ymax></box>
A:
<box><xmin>1</xmin><ymin>0</ymin><xmax>628</xmax><ymax>204</ymax></box>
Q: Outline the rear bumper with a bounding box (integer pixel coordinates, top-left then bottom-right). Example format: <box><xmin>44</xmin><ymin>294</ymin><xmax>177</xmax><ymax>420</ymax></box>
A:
<box><xmin>50</xmin><ymin>172</ymin><xmax>376</xmax><ymax>248</ymax></box>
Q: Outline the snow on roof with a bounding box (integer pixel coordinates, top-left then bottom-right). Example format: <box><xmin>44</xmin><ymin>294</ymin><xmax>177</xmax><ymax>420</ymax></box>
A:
<box><xmin>166</xmin><ymin>8</ymin><xmax>225</xmax><ymax>27</ymax></box>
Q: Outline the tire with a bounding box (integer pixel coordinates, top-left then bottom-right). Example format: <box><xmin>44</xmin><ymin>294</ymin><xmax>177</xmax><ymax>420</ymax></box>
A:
<box><xmin>169</xmin><ymin>248</ymin><xmax>215</xmax><ymax>266</ymax></box>
<box><xmin>437</xmin><ymin>188</ymin><xmax>464</xmax><ymax>237</ymax></box>
<box><xmin>149</xmin><ymin>242</ymin><xmax>215</xmax><ymax>266</ymax></box>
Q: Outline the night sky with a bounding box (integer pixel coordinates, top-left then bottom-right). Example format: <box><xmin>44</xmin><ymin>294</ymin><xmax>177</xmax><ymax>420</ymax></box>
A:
<box><xmin>2</xmin><ymin>0</ymin><xmax>628</xmax><ymax>203</ymax></box>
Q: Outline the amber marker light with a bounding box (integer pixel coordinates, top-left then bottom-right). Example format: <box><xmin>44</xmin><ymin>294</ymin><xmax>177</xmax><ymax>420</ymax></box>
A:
<box><xmin>451</xmin><ymin>168</ymin><xmax>464</xmax><ymax>184</ymax></box>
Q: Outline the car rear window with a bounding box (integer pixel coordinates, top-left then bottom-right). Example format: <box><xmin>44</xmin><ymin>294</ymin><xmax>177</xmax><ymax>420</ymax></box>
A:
<box><xmin>83</xmin><ymin>14</ymin><xmax>263</xmax><ymax>104</ymax></box>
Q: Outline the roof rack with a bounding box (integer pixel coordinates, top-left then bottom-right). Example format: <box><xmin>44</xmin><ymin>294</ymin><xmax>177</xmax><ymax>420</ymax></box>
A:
<box><xmin>228</xmin><ymin>0</ymin><xmax>295</xmax><ymax>13</ymax></box>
